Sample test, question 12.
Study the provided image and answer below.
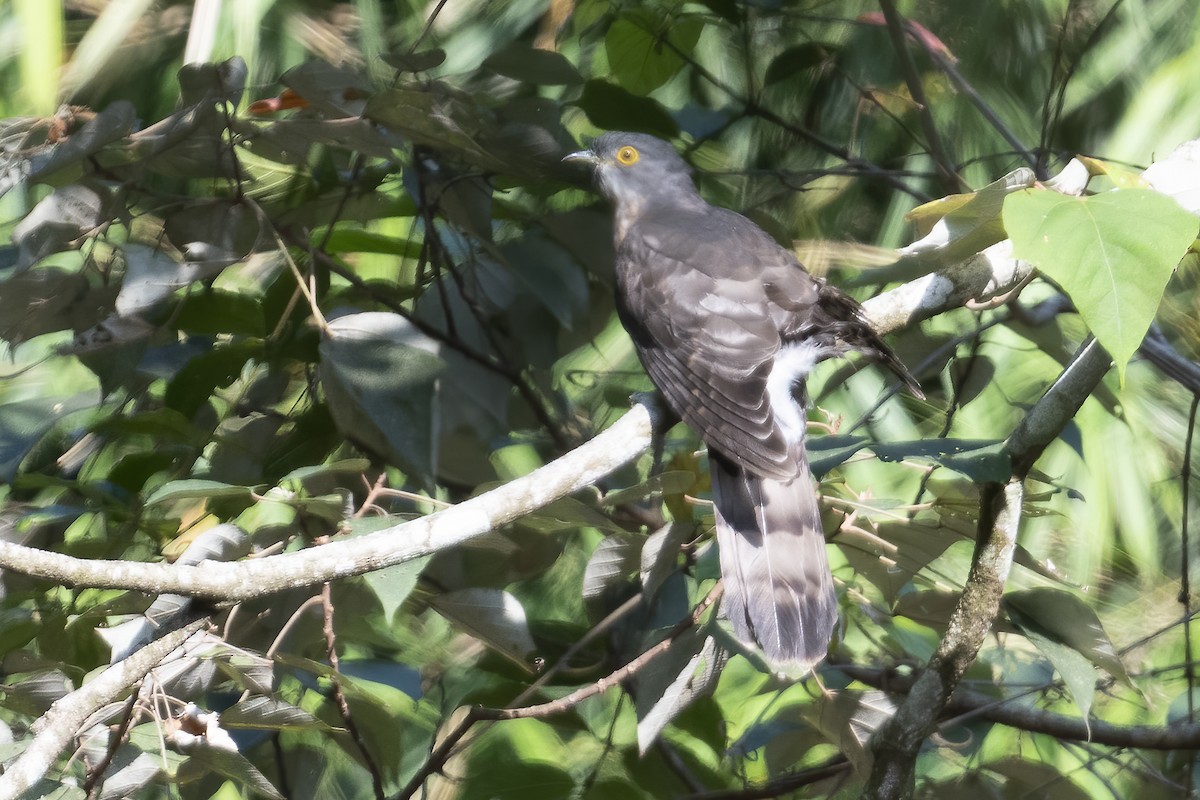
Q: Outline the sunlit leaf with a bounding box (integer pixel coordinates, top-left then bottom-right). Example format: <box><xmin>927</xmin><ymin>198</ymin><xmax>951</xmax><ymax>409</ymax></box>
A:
<box><xmin>605</xmin><ymin>10</ymin><xmax>705</xmax><ymax>95</ymax></box>
<box><xmin>635</xmin><ymin>629</ymin><xmax>724</xmax><ymax>753</ymax></box>
<box><xmin>1004</xmin><ymin>187</ymin><xmax>1199</xmax><ymax>380</ymax></box>
<box><xmin>429</xmin><ymin>588</ymin><xmax>538</xmax><ymax>668</ymax></box>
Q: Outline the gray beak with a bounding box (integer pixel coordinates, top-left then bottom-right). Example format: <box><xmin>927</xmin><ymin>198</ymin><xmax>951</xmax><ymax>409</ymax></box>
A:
<box><xmin>562</xmin><ymin>149</ymin><xmax>598</xmax><ymax>165</ymax></box>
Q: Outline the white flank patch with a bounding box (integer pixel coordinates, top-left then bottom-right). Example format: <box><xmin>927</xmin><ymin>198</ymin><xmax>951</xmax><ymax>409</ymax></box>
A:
<box><xmin>766</xmin><ymin>340</ymin><xmax>828</xmax><ymax>443</ymax></box>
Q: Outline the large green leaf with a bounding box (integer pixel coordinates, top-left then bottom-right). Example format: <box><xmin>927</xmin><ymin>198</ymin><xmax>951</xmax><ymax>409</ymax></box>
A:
<box><xmin>1004</xmin><ymin>187</ymin><xmax>1199</xmax><ymax>380</ymax></box>
<box><xmin>1004</xmin><ymin>587</ymin><xmax>1130</xmax><ymax>684</ymax></box>
<box><xmin>605</xmin><ymin>10</ymin><xmax>705</xmax><ymax>95</ymax></box>
<box><xmin>318</xmin><ymin>312</ymin><xmax>444</xmax><ymax>481</ymax></box>
<box><xmin>1005</xmin><ymin>587</ymin><xmax>1133</xmax><ymax>727</ymax></box>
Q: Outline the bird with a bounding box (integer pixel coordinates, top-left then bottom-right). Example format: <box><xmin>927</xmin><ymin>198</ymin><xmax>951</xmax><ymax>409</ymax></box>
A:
<box><xmin>565</xmin><ymin>132</ymin><xmax>921</xmax><ymax>668</ymax></box>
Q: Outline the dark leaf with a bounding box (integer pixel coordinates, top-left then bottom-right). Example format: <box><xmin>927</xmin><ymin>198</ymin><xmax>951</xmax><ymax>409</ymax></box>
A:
<box><xmin>575</xmin><ymin>80</ymin><xmax>679</xmax><ymax>138</ymax></box>
<box><xmin>640</xmin><ymin>521</ymin><xmax>693</xmax><ymax>599</ymax></box>
<box><xmin>634</xmin><ymin>628</ymin><xmax>724</xmax><ymax>753</ymax></box>
<box><xmin>279</xmin><ymin>60</ymin><xmax>371</xmax><ymax>118</ymax></box>
<box><xmin>799</xmin><ymin>690</ymin><xmax>897</xmax><ymax>774</ymax></box>
<box><xmin>220</xmin><ymin>697</ymin><xmax>329</xmax><ymax>731</ymax></box>
<box><xmin>0</xmin><ymin>393</ymin><xmax>95</xmax><ymax>483</ymax></box>
<box><xmin>318</xmin><ymin>312</ymin><xmax>444</xmax><ymax>480</ymax></box>
<box><xmin>382</xmin><ymin>49</ymin><xmax>447</xmax><ymax>73</ymax></box>
<box><xmin>178</xmin><ymin>57</ymin><xmax>248</xmax><ymax>108</ymax></box>
<box><xmin>484</xmin><ymin>45</ymin><xmax>583</xmax><ymax>85</ymax></box>
<box><xmin>871</xmin><ymin>438</ymin><xmax>1011</xmax><ymax>483</ymax></box>
<box><xmin>605</xmin><ymin>10</ymin><xmax>705</xmax><ymax>95</ymax></box>
<box><xmin>764</xmin><ymin>43</ymin><xmax>831</xmax><ymax>85</ymax></box>
<box><xmin>24</xmin><ymin>101</ymin><xmax>137</xmax><ymax>188</ymax></box>
<box><xmin>582</xmin><ymin>534</ymin><xmax>639</xmax><ymax>606</ymax></box>
<box><xmin>178</xmin><ymin>746</ymin><xmax>283</xmax><ymax>800</ymax></box>
<box><xmin>11</xmin><ymin>181</ymin><xmax>116</xmax><ymax>270</ymax></box>
<box><xmin>164</xmin><ymin>339</ymin><xmax>263</xmax><ymax>419</ymax></box>
<box><xmin>1004</xmin><ymin>587</ymin><xmax>1130</xmax><ymax>685</ymax></box>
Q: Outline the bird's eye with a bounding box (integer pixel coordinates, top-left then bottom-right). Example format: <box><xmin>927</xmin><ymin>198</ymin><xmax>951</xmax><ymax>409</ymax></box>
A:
<box><xmin>616</xmin><ymin>146</ymin><xmax>639</xmax><ymax>166</ymax></box>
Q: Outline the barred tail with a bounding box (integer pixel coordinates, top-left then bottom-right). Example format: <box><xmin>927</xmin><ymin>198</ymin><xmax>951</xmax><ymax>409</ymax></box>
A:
<box><xmin>710</xmin><ymin>450</ymin><xmax>837</xmax><ymax>667</ymax></box>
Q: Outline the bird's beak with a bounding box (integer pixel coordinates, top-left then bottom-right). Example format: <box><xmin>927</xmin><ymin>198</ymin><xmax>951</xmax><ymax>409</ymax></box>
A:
<box><xmin>562</xmin><ymin>149</ymin><xmax>598</xmax><ymax>165</ymax></box>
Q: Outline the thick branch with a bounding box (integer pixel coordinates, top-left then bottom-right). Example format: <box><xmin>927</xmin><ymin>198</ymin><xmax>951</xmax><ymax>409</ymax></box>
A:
<box><xmin>862</xmin><ymin>241</ymin><xmax>1029</xmax><ymax>335</ymax></box>
<box><xmin>863</xmin><ymin>339</ymin><xmax>1113</xmax><ymax>799</ymax></box>
<box><xmin>843</xmin><ymin>663</ymin><xmax>1200</xmax><ymax>750</ymax></box>
<box><xmin>0</xmin><ymin>404</ymin><xmax>654</xmax><ymax>599</ymax></box>
<box><xmin>0</xmin><ymin>620</ymin><xmax>207</xmax><ymax>800</ymax></box>
<box><xmin>0</xmin><ymin>242</ymin><xmax>1030</xmax><ymax>600</ymax></box>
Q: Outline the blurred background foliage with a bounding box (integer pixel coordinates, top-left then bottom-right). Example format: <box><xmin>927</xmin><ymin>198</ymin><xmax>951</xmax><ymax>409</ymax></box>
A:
<box><xmin>0</xmin><ymin>0</ymin><xmax>1198</xmax><ymax>798</ymax></box>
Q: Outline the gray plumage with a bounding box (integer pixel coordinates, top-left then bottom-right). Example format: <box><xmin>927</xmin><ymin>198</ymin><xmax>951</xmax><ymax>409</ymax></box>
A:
<box><xmin>566</xmin><ymin>132</ymin><xmax>919</xmax><ymax>667</ymax></box>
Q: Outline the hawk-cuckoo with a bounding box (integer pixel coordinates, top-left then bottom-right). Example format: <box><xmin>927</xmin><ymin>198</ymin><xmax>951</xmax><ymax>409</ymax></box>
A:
<box><xmin>566</xmin><ymin>132</ymin><xmax>920</xmax><ymax>667</ymax></box>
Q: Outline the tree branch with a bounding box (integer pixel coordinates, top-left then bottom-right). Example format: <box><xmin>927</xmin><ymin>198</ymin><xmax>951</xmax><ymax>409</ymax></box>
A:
<box><xmin>842</xmin><ymin>663</ymin><xmax>1200</xmax><ymax>750</ymax></box>
<box><xmin>0</xmin><ymin>235</ymin><xmax>1032</xmax><ymax>601</ymax></box>
<box><xmin>0</xmin><ymin>620</ymin><xmax>207</xmax><ymax>800</ymax></box>
<box><xmin>863</xmin><ymin>339</ymin><xmax>1114</xmax><ymax>799</ymax></box>
<box><xmin>0</xmin><ymin>402</ymin><xmax>655</xmax><ymax>599</ymax></box>
<box><xmin>876</xmin><ymin>0</ymin><xmax>961</xmax><ymax>193</ymax></box>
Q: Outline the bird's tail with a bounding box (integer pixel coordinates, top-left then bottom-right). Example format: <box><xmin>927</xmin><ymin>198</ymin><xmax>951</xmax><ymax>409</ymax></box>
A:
<box><xmin>709</xmin><ymin>450</ymin><xmax>837</xmax><ymax>667</ymax></box>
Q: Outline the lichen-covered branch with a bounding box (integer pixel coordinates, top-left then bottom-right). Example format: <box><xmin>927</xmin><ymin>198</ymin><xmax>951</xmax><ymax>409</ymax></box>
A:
<box><xmin>863</xmin><ymin>339</ymin><xmax>1114</xmax><ymax>799</ymax></box>
<box><xmin>0</xmin><ymin>620</ymin><xmax>207</xmax><ymax>800</ymax></box>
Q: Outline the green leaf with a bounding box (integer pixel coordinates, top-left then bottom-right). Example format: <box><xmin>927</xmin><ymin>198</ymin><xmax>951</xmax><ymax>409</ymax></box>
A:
<box><xmin>869</xmin><ymin>166</ymin><xmax>1038</xmax><ymax>285</ymax></box>
<box><xmin>319</xmin><ymin>229</ymin><xmax>422</xmax><ymax>259</ymax></box>
<box><xmin>350</xmin><ymin>513</ymin><xmax>431</xmax><ymax>625</ymax></box>
<box><xmin>458</xmin><ymin>718</ymin><xmax>576</xmax><ymax>800</ymax></box>
<box><xmin>1003</xmin><ymin>187</ymin><xmax>1199</xmax><ymax>380</ymax></box>
<box><xmin>575</xmin><ymin>80</ymin><xmax>679</xmax><ymax>138</ymax></box>
<box><xmin>605</xmin><ymin>10</ymin><xmax>704</xmax><ymax>95</ymax></box>
<box><xmin>144</xmin><ymin>479</ymin><xmax>251</xmax><ymax>506</ymax></box>
<box><xmin>763</xmin><ymin>43</ymin><xmax>830</xmax><ymax>86</ymax></box>
<box><xmin>318</xmin><ymin>312</ymin><xmax>445</xmax><ymax>481</ymax></box>
<box><xmin>429</xmin><ymin>588</ymin><xmax>538</xmax><ymax>668</ymax></box>
<box><xmin>483</xmin><ymin>45</ymin><xmax>582</xmax><ymax>85</ymax></box>
<box><xmin>601</xmin><ymin>470</ymin><xmax>697</xmax><ymax>507</ymax></box>
<box><xmin>174</xmin><ymin>289</ymin><xmax>266</xmax><ymax>337</ymax></box>
<box><xmin>1004</xmin><ymin>587</ymin><xmax>1131</xmax><ymax>685</ymax></box>
<box><xmin>220</xmin><ymin>697</ymin><xmax>329</xmax><ymax>731</ymax></box>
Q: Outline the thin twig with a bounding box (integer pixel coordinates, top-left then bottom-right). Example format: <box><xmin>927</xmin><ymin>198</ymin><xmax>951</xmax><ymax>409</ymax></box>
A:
<box><xmin>876</xmin><ymin>0</ymin><xmax>961</xmax><ymax>193</ymax></box>
<box><xmin>395</xmin><ymin>584</ymin><xmax>721</xmax><ymax>799</ymax></box>
<box><xmin>321</xmin><ymin>581</ymin><xmax>385</xmax><ymax>800</ymax></box>
<box><xmin>477</xmin><ymin>583</ymin><xmax>722</xmax><ymax>721</ymax></box>
<box><xmin>1182</xmin><ymin>394</ymin><xmax>1199</xmax><ymax>795</ymax></box>
<box><xmin>82</xmin><ymin>692</ymin><xmax>140</xmax><ymax>798</ymax></box>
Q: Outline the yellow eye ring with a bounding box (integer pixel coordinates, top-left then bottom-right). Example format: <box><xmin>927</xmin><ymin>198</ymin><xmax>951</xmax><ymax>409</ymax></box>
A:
<box><xmin>616</xmin><ymin>145</ymin><xmax>639</xmax><ymax>166</ymax></box>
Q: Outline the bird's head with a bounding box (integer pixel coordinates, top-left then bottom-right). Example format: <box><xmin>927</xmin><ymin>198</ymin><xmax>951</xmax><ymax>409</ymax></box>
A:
<box><xmin>563</xmin><ymin>133</ymin><xmax>701</xmax><ymax>225</ymax></box>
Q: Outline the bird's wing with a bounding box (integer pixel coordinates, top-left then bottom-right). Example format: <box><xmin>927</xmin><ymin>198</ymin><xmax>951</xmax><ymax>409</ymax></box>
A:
<box><xmin>618</xmin><ymin>211</ymin><xmax>815</xmax><ymax>480</ymax></box>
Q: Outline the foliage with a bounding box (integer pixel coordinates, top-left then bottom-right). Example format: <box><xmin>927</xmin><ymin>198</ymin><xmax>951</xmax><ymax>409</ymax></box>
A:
<box><xmin>0</xmin><ymin>1</ymin><xmax>1198</xmax><ymax>799</ymax></box>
